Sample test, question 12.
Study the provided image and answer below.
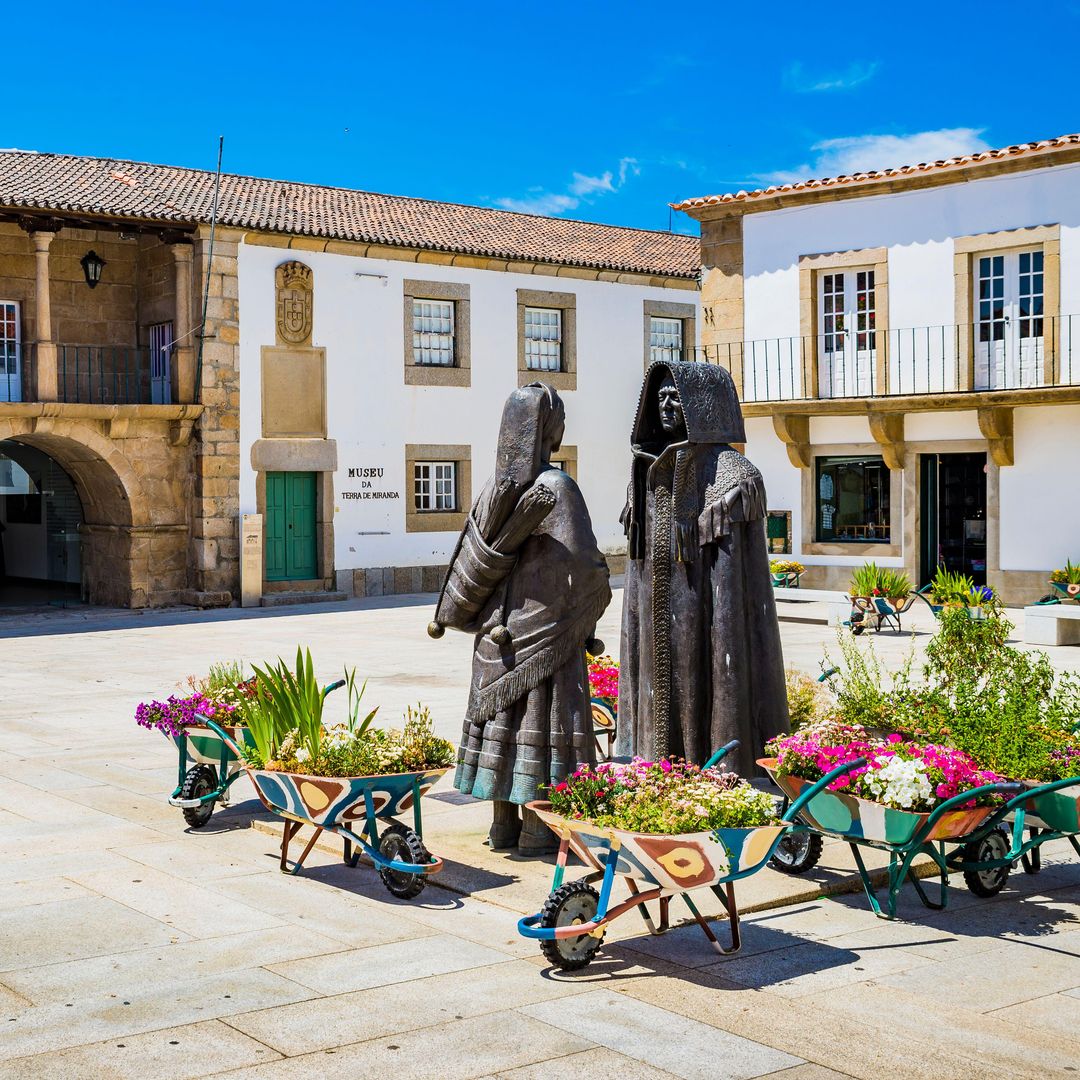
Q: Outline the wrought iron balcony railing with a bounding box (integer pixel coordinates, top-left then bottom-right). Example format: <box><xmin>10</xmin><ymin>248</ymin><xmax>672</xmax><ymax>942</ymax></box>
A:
<box><xmin>675</xmin><ymin>315</ymin><xmax>1080</xmax><ymax>403</ymax></box>
<box><xmin>58</xmin><ymin>345</ymin><xmax>173</xmax><ymax>405</ymax></box>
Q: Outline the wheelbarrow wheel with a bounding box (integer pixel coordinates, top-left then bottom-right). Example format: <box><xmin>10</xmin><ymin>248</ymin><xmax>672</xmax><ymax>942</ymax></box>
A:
<box><xmin>180</xmin><ymin>765</ymin><xmax>217</xmax><ymax>829</ymax></box>
<box><xmin>377</xmin><ymin>822</ymin><xmax>428</xmax><ymax>899</ymax></box>
<box><xmin>769</xmin><ymin>832</ymin><xmax>823</xmax><ymax>875</ymax></box>
<box><xmin>538</xmin><ymin>880</ymin><xmax>604</xmax><ymax>972</ymax></box>
<box><xmin>962</xmin><ymin>827</ymin><xmax>1011</xmax><ymax>898</ymax></box>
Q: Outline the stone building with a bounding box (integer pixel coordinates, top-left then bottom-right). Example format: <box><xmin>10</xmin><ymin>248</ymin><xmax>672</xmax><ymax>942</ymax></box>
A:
<box><xmin>674</xmin><ymin>133</ymin><xmax>1080</xmax><ymax>605</ymax></box>
<box><xmin>0</xmin><ymin>151</ymin><xmax>697</xmax><ymax>608</ymax></box>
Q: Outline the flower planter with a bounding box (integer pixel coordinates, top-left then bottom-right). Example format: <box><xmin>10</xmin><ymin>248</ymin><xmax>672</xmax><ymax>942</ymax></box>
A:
<box><xmin>758</xmin><ymin>758</ymin><xmax>998</xmax><ymax>845</ymax></box>
<box><xmin>1018</xmin><ymin>778</ymin><xmax>1080</xmax><ymax>834</ymax></box>
<box><xmin>590</xmin><ymin>697</ymin><xmax>617</xmax><ymax>758</ymax></box>
<box><xmin>166</xmin><ymin>722</ymin><xmax>255</xmax><ymax>828</ymax></box>
<box><xmin>172</xmin><ymin>721</ymin><xmax>253</xmax><ymax>768</ymax></box>
<box><xmin>1050</xmin><ymin>580</ymin><xmax>1080</xmax><ymax>601</ymax></box>
<box><xmin>772</xmin><ymin>572</ymin><xmax>800</xmax><ymax>589</ymax></box>
<box><xmin>249</xmin><ymin>765</ymin><xmax>449</xmax><ymax>829</ymax></box>
<box><xmin>526</xmin><ymin>800</ymin><xmax>785</xmax><ymax>890</ymax></box>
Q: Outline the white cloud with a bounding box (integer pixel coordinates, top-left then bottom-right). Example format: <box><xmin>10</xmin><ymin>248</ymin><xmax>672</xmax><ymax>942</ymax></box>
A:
<box><xmin>759</xmin><ymin>127</ymin><xmax>992</xmax><ymax>185</ymax></box>
<box><xmin>784</xmin><ymin>61</ymin><xmax>879</xmax><ymax>93</ymax></box>
<box><xmin>495</xmin><ymin>157</ymin><xmax>640</xmax><ymax>217</ymax></box>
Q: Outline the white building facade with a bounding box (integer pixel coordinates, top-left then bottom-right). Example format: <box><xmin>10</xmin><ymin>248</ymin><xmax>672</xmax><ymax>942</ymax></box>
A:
<box><xmin>235</xmin><ymin>217</ymin><xmax>698</xmax><ymax>600</ymax></box>
<box><xmin>677</xmin><ymin>134</ymin><xmax>1080</xmax><ymax>604</ymax></box>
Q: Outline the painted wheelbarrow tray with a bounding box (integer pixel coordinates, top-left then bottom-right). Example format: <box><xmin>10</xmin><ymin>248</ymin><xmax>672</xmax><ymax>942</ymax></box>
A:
<box><xmin>517</xmin><ymin>752</ymin><xmax>858</xmax><ymax>972</ymax></box>
<box><xmin>203</xmin><ymin>719</ymin><xmax>448</xmax><ymax>899</ymax></box>
<box><xmin>759</xmin><ymin>757</ymin><xmax>1023</xmax><ymax>919</ymax></box>
<box><xmin>168</xmin><ymin>722</ymin><xmax>256</xmax><ymax>829</ymax></box>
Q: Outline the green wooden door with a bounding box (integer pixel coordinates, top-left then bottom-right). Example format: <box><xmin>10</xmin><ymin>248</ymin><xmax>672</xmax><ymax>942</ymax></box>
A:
<box><xmin>265</xmin><ymin>471</ymin><xmax>317</xmax><ymax>581</ymax></box>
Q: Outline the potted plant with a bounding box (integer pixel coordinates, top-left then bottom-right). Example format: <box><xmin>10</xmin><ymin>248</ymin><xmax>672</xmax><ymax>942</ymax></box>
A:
<box><xmin>770</xmin><ymin>559</ymin><xmax>805</xmax><ymax>588</ymax></box>
<box><xmin>849</xmin><ymin>562</ymin><xmax>912</xmax><ymax>604</ymax></box>
<box><xmin>926</xmin><ymin>568</ymin><xmax>998</xmax><ymax>619</ymax></box>
<box><xmin>233</xmin><ymin>649</ymin><xmax>455</xmax><ymax>894</ymax></box>
<box><xmin>1049</xmin><ymin>560</ymin><xmax>1080</xmax><ymax>600</ymax></box>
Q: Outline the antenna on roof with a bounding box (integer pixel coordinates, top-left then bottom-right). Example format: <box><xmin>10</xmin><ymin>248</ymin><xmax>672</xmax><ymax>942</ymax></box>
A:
<box><xmin>668</xmin><ymin>206</ymin><xmax>672</xmax><ymax>232</ymax></box>
<box><xmin>194</xmin><ymin>136</ymin><xmax>224</xmax><ymax>404</ymax></box>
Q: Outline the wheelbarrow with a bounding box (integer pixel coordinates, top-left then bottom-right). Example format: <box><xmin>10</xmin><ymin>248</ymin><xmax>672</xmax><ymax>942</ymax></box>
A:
<box><xmin>165</xmin><ymin>678</ymin><xmax>345</xmax><ymax>828</ymax></box>
<box><xmin>760</xmin><ymin>756</ymin><xmax>1022</xmax><ymax>919</ymax></box>
<box><xmin>517</xmin><ymin>746</ymin><xmax>858</xmax><ymax>970</ymax></box>
<box><xmin>203</xmin><ymin>718</ymin><xmax>448</xmax><ymax>899</ymax></box>
<box><xmin>949</xmin><ymin>772</ymin><xmax>1080</xmax><ymax>897</ymax></box>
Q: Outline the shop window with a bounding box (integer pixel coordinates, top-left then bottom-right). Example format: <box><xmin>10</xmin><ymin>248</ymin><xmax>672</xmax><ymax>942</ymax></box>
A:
<box><xmin>815</xmin><ymin>456</ymin><xmax>890</xmax><ymax>543</ymax></box>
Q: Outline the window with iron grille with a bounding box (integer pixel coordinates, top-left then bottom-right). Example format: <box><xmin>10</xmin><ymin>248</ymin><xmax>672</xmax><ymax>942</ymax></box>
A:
<box><xmin>412</xmin><ymin>299</ymin><xmax>455</xmax><ymax>366</ymax></box>
<box><xmin>524</xmin><ymin>307</ymin><xmax>562</xmax><ymax>371</ymax></box>
<box><xmin>649</xmin><ymin>316</ymin><xmax>683</xmax><ymax>364</ymax></box>
<box><xmin>413</xmin><ymin>461</ymin><xmax>457</xmax><ymax>511</ymax></box>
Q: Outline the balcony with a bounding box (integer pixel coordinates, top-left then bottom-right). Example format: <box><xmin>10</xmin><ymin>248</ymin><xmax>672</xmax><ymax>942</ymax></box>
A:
<box><xmin>1</xmin><ymin>344</ymin><xmax>175</xmax><ymax>406</ymax></box>
<box><xmin>686</xmin><ymin>315</ymin><xmax>1080</xmax><ymax>405</ymax></box>
<box><xmin>58</xmin><ymin>345</ymin><xmax>174</xmax><ymax>405</ymax></box>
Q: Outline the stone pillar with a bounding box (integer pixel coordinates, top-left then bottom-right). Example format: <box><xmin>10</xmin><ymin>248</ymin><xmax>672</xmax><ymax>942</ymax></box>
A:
<box><xmin>172</xmin><ymin>242</ymin><xmax>196</xmax><ymax>403</ymax></box>
<box><xmin>31</xmin><ymin>230</ymin><xmax>58</xmax><ymax>401</ymax></box>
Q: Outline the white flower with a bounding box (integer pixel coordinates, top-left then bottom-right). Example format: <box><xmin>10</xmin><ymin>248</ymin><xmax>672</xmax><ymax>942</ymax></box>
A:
<box><xmin>296</xmin><ymin>747</ymin><xmax>310</xmax><ymax>764</ymax></box>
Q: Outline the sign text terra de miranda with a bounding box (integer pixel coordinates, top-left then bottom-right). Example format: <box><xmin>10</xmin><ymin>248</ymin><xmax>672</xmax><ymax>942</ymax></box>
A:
<box><xmin>340</xmin><ymin>466</ymin><xmax>400</xmax><ymax>501</ymax></box>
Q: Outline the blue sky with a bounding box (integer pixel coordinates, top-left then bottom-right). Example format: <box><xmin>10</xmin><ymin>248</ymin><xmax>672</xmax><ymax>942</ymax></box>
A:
<box><xmin>7</xmin><ymin>1</ymin><xmax>1080</xmax><ymax>235</ymax></box>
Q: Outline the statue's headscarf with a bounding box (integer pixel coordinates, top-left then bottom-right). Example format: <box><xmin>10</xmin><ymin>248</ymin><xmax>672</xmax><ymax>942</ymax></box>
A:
<box><xmin>475</xmin><ymin>382</ymin><xmax>565</xmax><ymax>540</ymax></box>
<box><xmin>625</xmin><ymin>361</ymin><xmax>747</xmax><ymax>560</ymax></box>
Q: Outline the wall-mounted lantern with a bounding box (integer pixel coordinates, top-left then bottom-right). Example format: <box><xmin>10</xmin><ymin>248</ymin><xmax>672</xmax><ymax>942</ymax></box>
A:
<box><xmin>80</xmin><ymin>249</ymin><xmax>106</xmax><ymax>289</ymax></box>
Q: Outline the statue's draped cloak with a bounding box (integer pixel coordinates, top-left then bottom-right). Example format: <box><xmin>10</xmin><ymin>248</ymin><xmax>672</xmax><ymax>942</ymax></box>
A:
<box><xmin>617</xmin><ymin>361</ymin><xmax>789</xmax><ymax>777</ymax></box>
<box><xmin>449</xmin><ymin>385</ymin><xmax>611</xmax><ymax>804</ymax></box>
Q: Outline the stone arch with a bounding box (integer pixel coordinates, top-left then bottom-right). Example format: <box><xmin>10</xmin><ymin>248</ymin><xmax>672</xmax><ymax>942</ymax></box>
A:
<box><xmin>0</xmin><ymin>417</ymin><xmax>157</xmax><ymax>606</ymax></box>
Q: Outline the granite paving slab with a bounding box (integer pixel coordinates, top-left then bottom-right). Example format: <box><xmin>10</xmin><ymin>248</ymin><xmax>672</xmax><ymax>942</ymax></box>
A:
<box><xmin>223</xmin><ymin>957</ymin><xmax>593</xmax><ymax>1056</ymax></box>
<box><xmin>0</xmin><ymin>1019</ymin><xmax>282</xmax><ymax>1080</ymax></box>
<box><xmin>522</xmin><ymin>988</ymin><xmax>803</xmax><ymax>1080</ymax></box>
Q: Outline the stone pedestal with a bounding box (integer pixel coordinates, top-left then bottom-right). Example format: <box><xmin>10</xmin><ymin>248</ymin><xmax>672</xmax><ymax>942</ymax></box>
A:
<box><xmin>241</xmin><ymin>514</ymin><xmax>263</xmax><ymax>608</ymax></box>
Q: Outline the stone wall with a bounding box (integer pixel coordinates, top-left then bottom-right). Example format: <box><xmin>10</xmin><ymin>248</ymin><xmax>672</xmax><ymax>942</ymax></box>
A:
<box><xmin>188</xmin><ymin>225</ymin><xmax>242</xmax><ymax>600</ymax></box>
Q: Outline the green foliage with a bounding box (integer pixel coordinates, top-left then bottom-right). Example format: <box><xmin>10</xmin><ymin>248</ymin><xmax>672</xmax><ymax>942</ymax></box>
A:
<box><xmin>850</xmin><ymin>561</ymin><xmax>912</xmax><ymax>600</ymax></box>
<box><xmin>247</xmin><ymin>648</ymin><xmax>328</xmax><ymax>765</ymax></box>
<box><xmin>822</xmin><ymin>630</ymin><xmax>924</xmax><ymax>734</ymax></box>
<box><xmin>343</xmin><ymin>666</ymin><xmax>379</xmax><ymax>736</ymax></box>
<box><xmin>785</xmin><ymin>668</ymin><xmax>828</xmax><ymax>731</ymax></box>
<box><xmin>1050</xmin><ymin>560</ymin><xmax>1080</xmax><ymax>584</ymax></box>
<box><xmin>770</xmin><ymin>559</ymin><xmax>805</xmax><ymax>576</ymax></box>
<box><xmin>274</xmin><ymin>703</ymin><xmax>454</xmax><ymax>777</ymax></box>
<box><xmin>929</xmin><ymin>567</ymin><xmax>975</xmax><ymax>605</ymax></box>
<box><xmin>915</xmin><ymin>607</ymin><xmax>1080</xmax><ymax>780</ymax></box>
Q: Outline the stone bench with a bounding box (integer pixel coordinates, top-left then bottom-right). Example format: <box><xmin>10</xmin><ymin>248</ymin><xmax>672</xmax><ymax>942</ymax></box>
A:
<box><xmin>772</xmin><ymin>586</ymin><xmax>851</xmax><ymax>627</ymax></box>
<box><xmin>1023</xmin><ymin>604</ymin><xmax>1080</xmax><ymax>646</ymax></box>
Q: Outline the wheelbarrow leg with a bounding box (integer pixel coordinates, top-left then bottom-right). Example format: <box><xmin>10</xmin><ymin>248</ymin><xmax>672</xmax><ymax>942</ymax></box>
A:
<box><xmin>279</xmin><ymin>820</ymin><xmax>301</xmax><ymax>872</ymax></box>
<box><xmin>693</xmin><ymin>882</ymin><xmax>741</xmax><ymax>956</ymax></box>
<box><xmin>291</xmin><ymin>827</ymin><xmax>324</xmax><ymax>873</ymax></box>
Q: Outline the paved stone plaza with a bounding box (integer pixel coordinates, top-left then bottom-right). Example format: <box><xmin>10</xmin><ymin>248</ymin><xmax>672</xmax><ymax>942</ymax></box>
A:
<box><xmin>1</xmin><ymin>593</ymin><xmax>1079</xmax><ymax>1078</ymax></box>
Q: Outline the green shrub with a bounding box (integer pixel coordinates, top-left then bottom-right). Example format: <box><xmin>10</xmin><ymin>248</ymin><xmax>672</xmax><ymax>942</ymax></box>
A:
<box><xmin>785</xmin><ymin>669</ymin><xmax>828</xmax><ymax>731</ymax></box>
<box><xmin>1050</xmin><ymin>560</ymin><xmax>1080</xmax><ymax>584</ymax></box>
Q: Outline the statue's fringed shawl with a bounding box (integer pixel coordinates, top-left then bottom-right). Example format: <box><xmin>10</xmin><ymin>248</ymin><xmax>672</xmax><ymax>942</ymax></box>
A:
<box><xmin>449</xmin><ymin>383</ymin><xmax>611</xmax><ymax>804</ymax></box>
<box><xmin>617</xmin><ymin>360</ymin><xmax>789</xmax><ymax>777</ymax></box>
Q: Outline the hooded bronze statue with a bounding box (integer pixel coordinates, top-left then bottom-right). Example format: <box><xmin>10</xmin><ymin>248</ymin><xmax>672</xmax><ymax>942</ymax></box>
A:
<box><xmin>430</xmin><ymin>383</ymin><xmax>611</xmax><ymax>852</ymax></box>
<box><xmin>617</xmin><ymin>360</ymin><xmax>789</xmax><ymax>776</ymax></box>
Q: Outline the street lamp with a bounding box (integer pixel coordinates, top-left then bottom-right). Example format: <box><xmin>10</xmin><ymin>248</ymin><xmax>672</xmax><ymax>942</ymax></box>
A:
<box><xmin>80</xmin><ymin>249</ymin><xmax>106</xmax><ymax>289</ymax></box>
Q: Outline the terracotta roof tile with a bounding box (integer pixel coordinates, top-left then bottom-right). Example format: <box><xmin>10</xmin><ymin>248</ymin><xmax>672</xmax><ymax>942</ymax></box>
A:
<box><xmin>673</xmin><ymin>133</ymin><xmax>1080</xmax><ymax>211</ymax></box>
<box><xmin>0</xmin><ymin>152</ymin><xmax>699</xmax><ymax>278</ymax></box>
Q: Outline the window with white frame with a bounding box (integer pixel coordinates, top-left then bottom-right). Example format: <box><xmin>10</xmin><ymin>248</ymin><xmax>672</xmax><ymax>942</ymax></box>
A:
<box><xmin>413</xmin><ymin>461</ymin><xmax>457</xmax><ymax>511</ymax></box>
<box><xmin>974</xmin><ymin>249</ymin><xmax>1044</xmax><ymax>389</ymax></box>
<box><xmin>818</xmin><ymin>269</ymin><xmax>876</xmax><ymax>397</ymax></box>
<box><xmin>524</xmin><ymin>307</ymin><xmax>562</xmax><ymax>371</ymax></box>
<box><xmin>0</xmin><ymin>300</ymin><xmax>21</xmax><ymax>404</ymax></box>
<box><xmin>649</xmin><ymin>316</ymin><xmax>683</xmax><ymax>364</ymax></box>
<box><xmin>412</xmin><ymin>299</ymin><xmax>455</xmax><ymax>366</ymax></box>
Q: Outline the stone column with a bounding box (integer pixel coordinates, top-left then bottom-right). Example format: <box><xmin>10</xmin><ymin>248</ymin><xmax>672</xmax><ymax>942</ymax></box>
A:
<box><xmin>171</xmin><ymin>241</ymin><xmax>195</xmax><ymax>403</ymax></box>
<box><xmin>31</xmin><ymin>230</ymin><xmax>58</xmax><ymax>400</ymax></box>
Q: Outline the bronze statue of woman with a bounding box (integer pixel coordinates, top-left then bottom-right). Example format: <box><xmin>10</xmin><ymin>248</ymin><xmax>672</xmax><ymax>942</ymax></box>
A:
<box><xmin>617</xmin><ymin>360</ymin><xmax>789</xmax><ymax>777</ymax></box>
<box><xmin>429</xmin><ymin>383</ymin><xmax>611</xmax><ymax>853</ymax></box>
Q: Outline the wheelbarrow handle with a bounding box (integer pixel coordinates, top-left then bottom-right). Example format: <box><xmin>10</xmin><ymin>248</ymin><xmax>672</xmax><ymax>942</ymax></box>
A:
<box><xmin>781</xmin><ymin>757</ymin><xmax>869</xmax><ymax>823</ymax></box>
<box><xmin>1003</xmin><ymin>775</ymin><xmax>1079</xmax><ymax>811</ymax></box>
<box><xmin>322</xmin><ymin>679</ymin><xmax>347</xmax><ymax>699</ymax></box>
<box><xmin>923</xmin><ymin>781</ymin><xmax>1024</xmax><ymax>829</ymax></box>
<box><xmin>704</xmin><ymin>740</ymin><xmax>740</xmax><ymax>769</ymax></box>
<box><xmin>201</xmin><ymin>716</ymin><xmax>244</xmax><ymax>759</ymax></box>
